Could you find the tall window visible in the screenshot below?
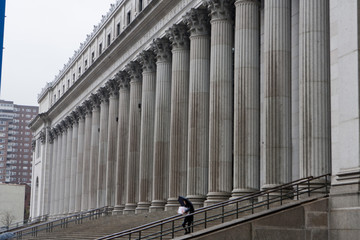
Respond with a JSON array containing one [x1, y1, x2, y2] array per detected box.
[[78, 67, 81, 77], [91, 52, 95, 63], [116, 22, 121, 36], [62, 85, 65, 93], [67, 79, 70, 89], [99, 43, 103, 55], [58, 90, 60, 97], [139, 0, 143, 12], [127, 11, 131, 25], [107, 33, 111, 47], [73, 73, 75, 83], [85, 59, 88, 70]]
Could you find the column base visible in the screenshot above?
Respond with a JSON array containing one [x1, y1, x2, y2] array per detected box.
[[186, 195, 207, 209], [204, 192, 231, 206], [165, 198, 180, 212], [112, 205, 125, 215], [135, 202, 151, 214], [150, 200, 166, 212], [123, 203, 137, 215], [231, 188, 258, 199]]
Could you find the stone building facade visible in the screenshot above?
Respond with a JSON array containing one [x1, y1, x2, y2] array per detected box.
[[29, 0, 360, 238]]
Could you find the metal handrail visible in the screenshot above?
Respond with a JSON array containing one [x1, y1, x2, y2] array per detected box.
[[97, 174, 331, 240], [11, 206, 109, 239], [0, 215, 46, 234]]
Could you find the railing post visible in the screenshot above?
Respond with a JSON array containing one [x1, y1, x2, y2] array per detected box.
[[160, 223, 163, 240], [139, 230, 142, 239], [251, 197, 254, 214], [222, 206, 224, 223], [205, 211, 207, 229], [325, 175, 329, 194], [308, 180, 311, 197], [267, 192, 270, 209], [296, 184, 299, 200], [280, 188, 283, 205], [172, 220, 175, 239], [236, 202, 239, 218]]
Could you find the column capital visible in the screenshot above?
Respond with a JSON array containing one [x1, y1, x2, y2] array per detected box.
[[205, 0, 234, 21], [151, 38, 172, 63], [126, 61, 143, 84], [235, 0, 260, 6], [97, 86, 110, 103], [89, 92, 101, 110], [65, 115, 74, 129], [105, 78, 120, 97], [116, 71, 131, 90], [139, 50, 156, 73], [166, 24, 190, 50], [48, 128, 55, 143], [60, 120, 68, 133], [39, 129, 46, 144], [183, 8, 210, 37], [31, 139, 36, 152], [82, 100, 93, 116], [75, 105, 86, 120], [71, 110, 80, 124]]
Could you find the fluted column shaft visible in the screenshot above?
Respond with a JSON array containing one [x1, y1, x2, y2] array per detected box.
[[49, 132, 58, 215], [43, 129, 54, 216], [206, 0, 234, 205], [299, 0, 331, 178], [59, 126, 68, 215], [150, 39, 172, 212], [69, 114, 79, 213], [75, 113, 85, 212], [263, 0, 292, 189], [89, 96, 101, 210], [97, 88, 110, 208], [63, 121, 73, 214], [124, 63, 143, 214], [166, 24, 190, 211], [232, 0, 260, 198], [183, 9, 211, 208], [136, 52, 156, 214], [114, 75, 130, 214], [106, 79, 120, 210], [54, 130, 63, 215], [81, 103, 93, 211]]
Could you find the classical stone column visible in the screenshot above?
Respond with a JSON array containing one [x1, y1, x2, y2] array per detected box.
[[299, 0, 331, 178], [63, 117, 73, 214], [97, 87, 110, 208], [136, 51, 156, 214], [113, 72, 130, 214], [232, 0, 260, 198], [124, 61, 143, 214], [75, 105, 86, 212], [89, 93, 101, 210], [205, 0, 234, 205], [69, 111, 79, 213], [42, 128, 53, 217], [150, 38, 172, 212], [262, 0, 292, 190], [165, 24, 190, 211], [49, 128, 57, 216], [58, 121, 68, 215], [183, 8, 211, 208], [105, 78, 120, 210], [81, 100, 93, 211], [54, 125, 63, 215]]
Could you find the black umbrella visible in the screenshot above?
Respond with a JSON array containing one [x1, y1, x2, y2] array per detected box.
[[178, 196, 193, 209]]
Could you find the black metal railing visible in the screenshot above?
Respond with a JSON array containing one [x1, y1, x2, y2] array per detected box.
[[11, 206, 109, 239], [97, 174, 330, 240]]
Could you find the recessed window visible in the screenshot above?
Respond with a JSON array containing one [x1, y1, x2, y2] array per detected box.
[[99, 43, 103, 55], [63, 84, 65, 93], [127, 11, 131, 25], [107, 33, 111, 47], [91, 52, 95, 63], [67, 79, 70, 89], [78, 67, 81, 77], [116, 23, 121, 36], [139, 0, 143, 12], [85, 60, 88, 69], [58, 90, 60, 97], [73, 73, 75, 83]]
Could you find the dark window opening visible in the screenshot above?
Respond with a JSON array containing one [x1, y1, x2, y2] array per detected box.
[[127, 11, 131, 25], [99, 43, 103, 55], [139, 0, 143, 12], [107, 33, 111, 47], [116, 23, 121, 36]]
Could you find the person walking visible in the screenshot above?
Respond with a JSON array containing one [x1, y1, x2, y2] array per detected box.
[[178, 196, 194, 235]]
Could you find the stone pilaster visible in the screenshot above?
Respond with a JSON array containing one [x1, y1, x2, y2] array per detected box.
[[97, 86, 110, 208], [124, 61, 143, 214], [136, 51, 156, 214], [105, 78, 120, 210], [113, 72, 130, 214], [69, 111, 79, 213], [42, 127, 54, 216], [63, 117, 73, 214], [205, 0, 234, 205], [165, 24, 190, 211], [262, 0, 292, 190], [89, 93, 101, 210], [183, 8, 211, 208], [81, 100, 93, 211], [299, 0, 331, 178], [150, 38, 172, 212], [75, 105, 86, 212], [232, 0, 260, 198]]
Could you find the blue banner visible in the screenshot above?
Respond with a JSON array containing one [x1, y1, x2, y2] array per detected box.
[[0, 0, 5, 92]]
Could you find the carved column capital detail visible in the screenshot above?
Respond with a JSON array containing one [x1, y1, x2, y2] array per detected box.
[[75, 105, 86, 120], [126, 61, 143, 83], [116, 71, 131, 90], [151, 38, 172, 63], [39, 129, 46, 144], [65, 115, 74, 129], [97, 86, 110, 103], [183, 8, 210, 36], [166, 24, 190, 50], [139, 50, 156, 72], [71, 110, 80, 124], [205, 0, 234, 21], [83, 99, 94, 115], [89, 93, 101, 110], [48, 128, 55, 144], [106, 78, 120, 97], [31, 139, 36, 152]]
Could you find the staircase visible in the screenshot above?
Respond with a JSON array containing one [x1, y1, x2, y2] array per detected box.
[[12, 174, 330, 240]]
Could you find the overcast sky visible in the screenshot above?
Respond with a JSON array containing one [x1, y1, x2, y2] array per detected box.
[[0, 0, 115, 106]]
